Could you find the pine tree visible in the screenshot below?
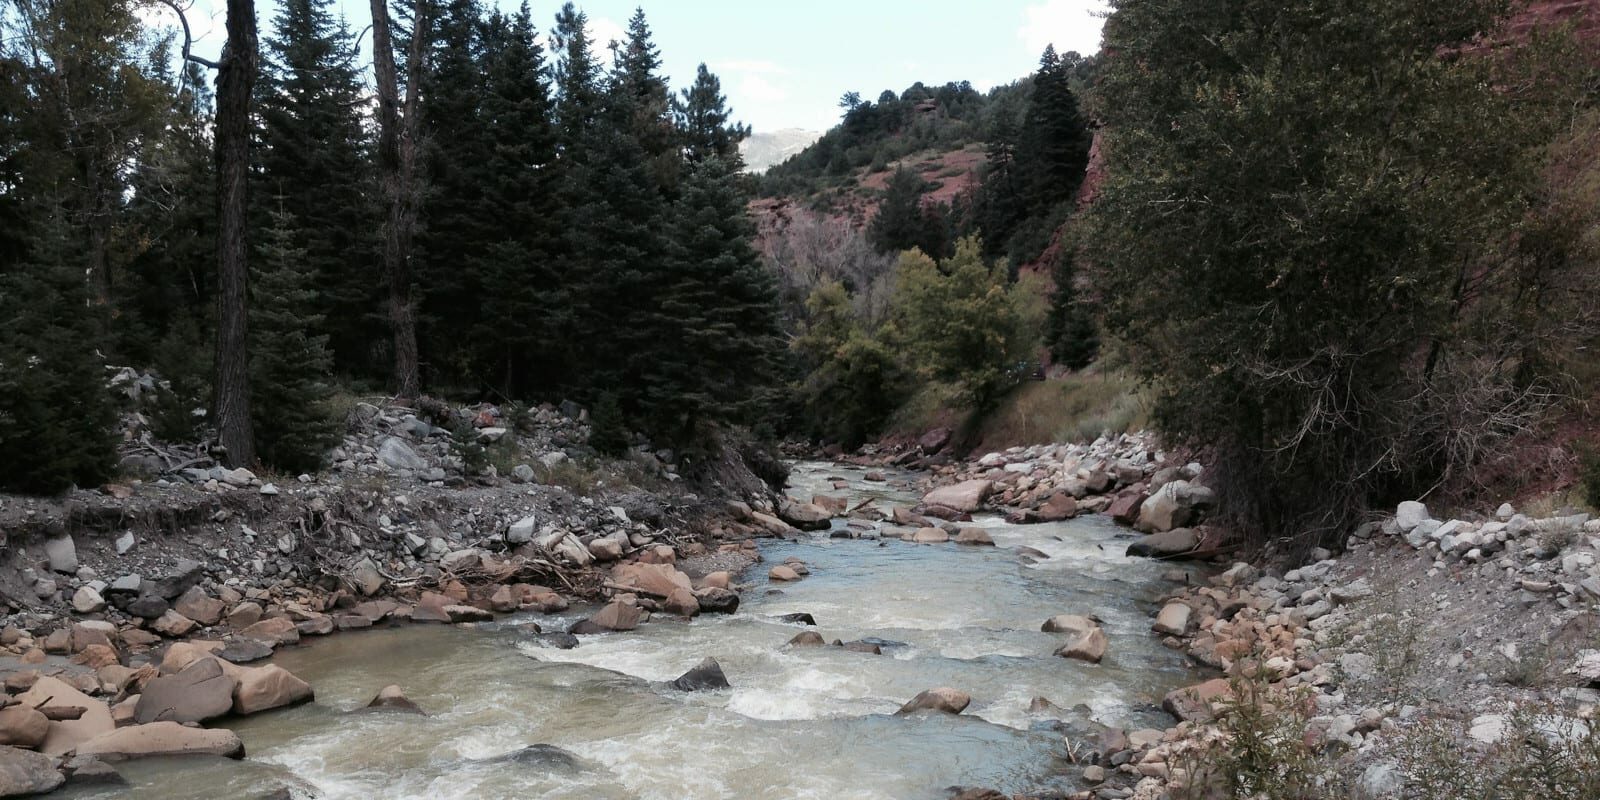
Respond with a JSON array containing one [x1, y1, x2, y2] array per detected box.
[[611, 7, 676, 190], [258, 0, 379, 377], [551, 2, 601, 160], [475, 3, 561, 397], [1044, 249, 1098, 369], [1018, 45, 1091, 218], [869, 166, 930, 254], [675, 64, 750, 164], [249, 208, 340, 473]]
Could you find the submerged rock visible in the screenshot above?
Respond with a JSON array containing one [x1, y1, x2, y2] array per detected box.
[[363, 685, 424, 715], [482, 744, 590, 772], [775, 613, 816, 626], [670, 657, 731, 692], [895, 687, 971, 716]]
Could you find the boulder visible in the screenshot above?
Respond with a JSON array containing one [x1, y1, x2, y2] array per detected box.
[[232, 665, 313, 715], [810, 495, 849, 516], [587, 536, 626, 562], [1107, 491, 1146, 525], [669, 657, 730, 692], [239, 617, 300, 647], [349, 559, 385, 596], [919, 427, 952, 454], [443, 605, 493, 623], [76, 722, 244, 761], [778, 501, 832, 531], [149, 610, 196, 637], [787, 631, 825, 647], [173, 587, 225, 627], [700, 571, 732, 590], [662, 588, 700, 617], [1037, 493, 1078, 522], [142, 559, 204, 601], [776, 612, 816, 626], [1162, 678, 1232, 723], [1055, 628, 1108, 663], [911, 528, 950, 544], [1136, 481, 1193, 532], [481, 744, 588, 771], [921, 480, 993, 513], [1126, 528, 1200, 560], [1395, 500, 1430, 533], [768, 565, 801, 582], [749, 512, 801, 538], [45, 535, 78, 574], [954, 528, 994, 546], [1152, 601, 1193, 636], [895, 687, 971, 715], [377, 437, 426, 470], [0, 707, 48, 749], [364, 685, 424, 715], [17, 677, 114, 756], [0, 746, 65, 796], [569, 600, 641, 634], [71, 586, 106, 615], [134, 657, 235, 724], [227, 602, 264, 629], [609, 563, 692, 598], [1042, 615, 1099, 637]]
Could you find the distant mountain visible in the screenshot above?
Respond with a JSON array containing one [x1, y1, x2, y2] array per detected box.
[[740, 128, 823, 174]]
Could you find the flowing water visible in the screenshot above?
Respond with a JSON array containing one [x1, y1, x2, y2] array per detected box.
[[63, 462, 1206, 800]]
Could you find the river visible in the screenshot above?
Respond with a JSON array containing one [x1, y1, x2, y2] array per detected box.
[[62, 461, 1204, 799]]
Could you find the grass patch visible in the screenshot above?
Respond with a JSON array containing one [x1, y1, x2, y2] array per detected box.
[[971, 371, 1148, 452]]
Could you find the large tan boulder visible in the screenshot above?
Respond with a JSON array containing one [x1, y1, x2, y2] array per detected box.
[[662, 588, 700, 617], [159, 640, 226, 674], [954, 528, 994, 546], [239, 617, 299, 646], [896, 687, 971, 715], [76, 721, 244, 761], [173, 586, 225, 627], [232, 664, 313, 715], [749, 512, 800, 538], [921, 480, 993, 513], [1055, 628, 1108, 663], [17, 676, 114, 756], [0, 707, 48, 749], [609, 563, 692, 598], [699, 571, 731, 590], [911, 528, 950, 544], [134, 656, 235, 724], [1037, 492, 1079, 522], [1042, 615, 1099, 637], [1126, 528, 1200, 560], [768, 565, 801, 582], [778, 501, 832, 531], [569, 600, 641, 634]]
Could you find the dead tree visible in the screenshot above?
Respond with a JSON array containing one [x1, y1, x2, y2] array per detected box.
[[369, 0, 425, 400]]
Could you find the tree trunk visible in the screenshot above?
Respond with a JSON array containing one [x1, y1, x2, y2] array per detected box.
[[213, 0, 258, 468], [370, 0, 424, 400]]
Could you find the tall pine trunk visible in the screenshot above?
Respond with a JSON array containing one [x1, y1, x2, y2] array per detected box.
[[213, 0, 258, 467], [370, 0, 423, 399]]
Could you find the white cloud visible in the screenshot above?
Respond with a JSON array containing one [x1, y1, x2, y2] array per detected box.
[[588, 15, 627, 54], [738, 74, 787, 104], [711, 60, 789, 76], [1018, 0, 1111, 57]]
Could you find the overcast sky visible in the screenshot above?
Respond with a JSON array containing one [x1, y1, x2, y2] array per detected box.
[[158, 0, 1109, 133]]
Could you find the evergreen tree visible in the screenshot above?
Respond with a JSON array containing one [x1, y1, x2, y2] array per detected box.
[[258, 0, 379, 377], [869, 167, 929, 254], [249, 208, 340, 472], [475, 3, 562, 396], [611, 7, 676, 190], [976, 113, 1024, 258], [1044, 248, 1098, 369], [675, 63, 750, 163], [1017, 45, 1091, 218], [551, 2, 601, 159]]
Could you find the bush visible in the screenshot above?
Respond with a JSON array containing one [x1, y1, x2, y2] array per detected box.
[[1581, 445, 1600, 510]]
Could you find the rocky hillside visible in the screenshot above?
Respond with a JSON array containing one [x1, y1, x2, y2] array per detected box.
[[740, 128, 823, 174]]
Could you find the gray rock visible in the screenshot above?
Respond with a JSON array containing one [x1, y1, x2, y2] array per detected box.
[[72, 586, 106, 614], [1395, 501, 1430, 533], [377, 437, 427, 470], [143, 560, 203, 600], [0, 745, 66, 796], [107, 574, 141, 595], [135, 657, 235, 724], [114, 531, 136, 555], [350, 559, 384, 596], [1126, 528, 1200, 559], [669, 657, 731, 692], [510, 464, 536, 484], [45, 535, 77, 574], [507, 515, 538, 545]]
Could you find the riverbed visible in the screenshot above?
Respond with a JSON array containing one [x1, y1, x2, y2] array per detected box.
[[63, 462, 1204, 799]]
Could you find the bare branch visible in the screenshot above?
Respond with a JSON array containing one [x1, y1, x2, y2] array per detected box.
[[151, 0, 222, 70]]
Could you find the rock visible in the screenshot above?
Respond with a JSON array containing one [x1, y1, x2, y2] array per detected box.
[[700, 571, 732, 590], [173, 587, 225, 627], [569, 600, 641, 634], [1054, 628, 1108, 663], [921, 480, 993, 513], [143, 560, 203, 600], [134, 657, 235, 724], [776, 612, 816, 626], [444, 605, 493, 623], [217, 639, 274, 664], [769, 565, 801, 582], [506, 515, 538, 545], [17, 676, 114, 756], [1107, 491, 1147, 525], [227, 602, 264, 629], [1037, 493, 1078, 521], [114, 532, 136, 555], [778, 501, 832, 531], [1468, 714, 1507, 744], [482, 744, 588, 771], [533, 632, 580, 650], [76, 722, 244, 761], [60, 754, 123, 788], [662, 588, 699, 617], [610, 563, 692, 598], [587, 536, 625, 562], [1395, 500, 1430, 533], [150, 610, 197, 637], [1330, 579, 1374, 605], [350, 559, 385, 597], [232, 665, 313, 715], [896, 687, 971, 715], [510, 464, 536, 484], [364, 685, 423, 715], [840, 640, 882, 654], [0, 746, 65, 796], [787, 631, 825, 647], [919, 427, 952, 454], [911, 528, 950, 544], [45, 535, 78, 574], [1042, 615, 1099, 636], [440, 548, 482, 572], [1360, 760, 1404, 798], [669, 657, 730, 691], [1163, 678, 1232, 723], [0, 707, 48, 749], [954, 528, 994, 546], [1136, 481, 1194, 532], [220, 467, 256, 486], [1152, 601, 1193, 636], [377, 437, 427, 470], [240, 617, 300, 647], [694, 587, 740, 615], [1126, 528, 1200, 559], [72, 586, 106, 614]]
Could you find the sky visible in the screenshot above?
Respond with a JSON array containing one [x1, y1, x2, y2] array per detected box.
[[160, 0, 1109, 133]]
